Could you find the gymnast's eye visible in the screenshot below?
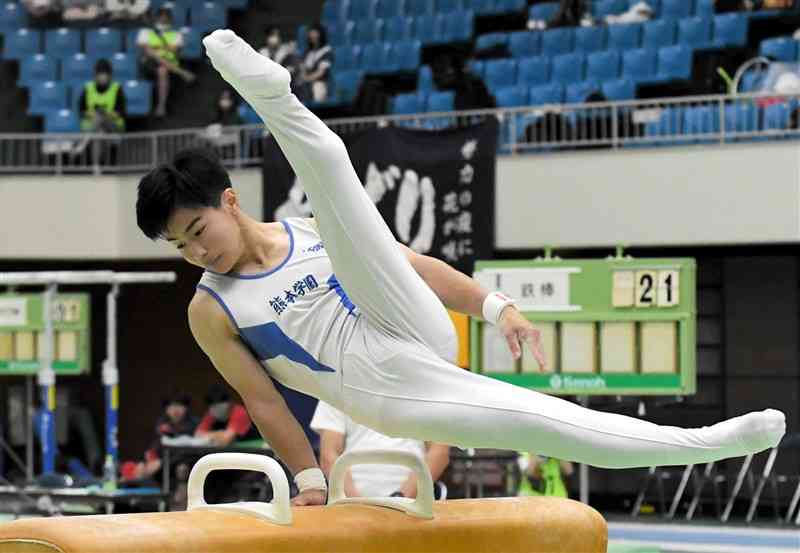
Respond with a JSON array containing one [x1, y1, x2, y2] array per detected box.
[[195, 226, 205, 237]]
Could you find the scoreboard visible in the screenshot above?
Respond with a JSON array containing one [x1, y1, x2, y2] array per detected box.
[[471, 257, 696, 396], [0, 293, 91, 375]]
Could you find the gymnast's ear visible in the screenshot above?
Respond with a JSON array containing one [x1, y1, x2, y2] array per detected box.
[[220, 187, 240, 213]]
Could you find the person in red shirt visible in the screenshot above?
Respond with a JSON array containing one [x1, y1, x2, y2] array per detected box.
[[195, 385, 260, 446]]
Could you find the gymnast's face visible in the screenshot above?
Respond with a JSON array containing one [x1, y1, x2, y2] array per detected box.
[[165, 188, 244, 273]]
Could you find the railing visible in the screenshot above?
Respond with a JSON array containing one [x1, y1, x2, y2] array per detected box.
[[0, 92, 798, 175]]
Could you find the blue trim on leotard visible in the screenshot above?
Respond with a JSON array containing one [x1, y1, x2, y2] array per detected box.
[[207, 220, 295, 280]]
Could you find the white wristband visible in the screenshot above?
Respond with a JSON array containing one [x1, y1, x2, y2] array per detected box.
[[294, 467, 327, 493], [482, 292, 517, 325]]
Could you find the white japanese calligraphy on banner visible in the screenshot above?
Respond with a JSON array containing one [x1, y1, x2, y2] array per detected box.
[[473, 267, 582, 311]]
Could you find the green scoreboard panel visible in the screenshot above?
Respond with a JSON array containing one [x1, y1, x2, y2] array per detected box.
[[470, 258, 696, 396], [0, 293, 91, 375]]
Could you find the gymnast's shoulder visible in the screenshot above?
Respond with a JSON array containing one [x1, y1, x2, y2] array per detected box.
[[188, 288, 237, 344]]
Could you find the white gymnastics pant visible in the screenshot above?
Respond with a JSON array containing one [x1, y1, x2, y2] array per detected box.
[[205, 30, 784, 469]]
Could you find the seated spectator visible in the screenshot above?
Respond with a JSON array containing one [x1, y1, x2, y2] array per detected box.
[[79, 59, 127, 133], [605, 1, 654, 24], [259, 26, 300, 90], [22, 0, 58, 19], [195, 384, 260, 446], [62, 0, 103, 22], [297, 23, 332, 103], [137, 6, 195, 118], [106, 0, 150, 21], [529, 0, 590, 29], [311, 401, 450, 499], [518, 453, 573, 498], [199, 89, 244, 151]]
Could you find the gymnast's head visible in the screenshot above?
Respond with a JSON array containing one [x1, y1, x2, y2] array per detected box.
[[137, 147, 244, 272]]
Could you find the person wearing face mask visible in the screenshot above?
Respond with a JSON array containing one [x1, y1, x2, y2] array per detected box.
[[259, 26, 300, 91], [211, 89, 243, 126], [137, 6, 195, 118], [78, 58, 127, 133], [297, 23, 332, 103], [194, 384, 260, 447]]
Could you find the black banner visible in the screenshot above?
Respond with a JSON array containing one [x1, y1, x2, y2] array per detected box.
[[262, 119, 497, 274]]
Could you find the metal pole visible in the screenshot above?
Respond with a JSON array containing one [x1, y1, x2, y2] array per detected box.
[[578, 396, 589, 504], [38, 283, 57, 474], [25, 376, 33, 482], [103, 283, 120, 471]]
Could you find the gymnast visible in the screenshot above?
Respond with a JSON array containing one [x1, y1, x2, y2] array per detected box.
[[135, 29, 785, 507]]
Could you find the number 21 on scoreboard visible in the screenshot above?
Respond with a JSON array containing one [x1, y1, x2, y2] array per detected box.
[[614, 270, 679, 308]]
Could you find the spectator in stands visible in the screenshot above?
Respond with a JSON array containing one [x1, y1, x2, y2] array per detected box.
[[78, 58, 127, 133], [62, 0, 103, 22], [311, 401, 450, 499], [433, 54, 496, 111], [120, 391, 197, 484], [258, 26, 300, 87], [298, 23, 332, 103], [195, 384, 260, 446], [22, 0, 60, 22], [531, 0, 590, 29], [605, 1, 654, 24], [137, 6, 195, 118], [106, 0, 150, 21], [210, 88, 243, 127]]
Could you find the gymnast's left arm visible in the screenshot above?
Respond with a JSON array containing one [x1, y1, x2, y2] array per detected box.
[[400, 244, 546, 369]]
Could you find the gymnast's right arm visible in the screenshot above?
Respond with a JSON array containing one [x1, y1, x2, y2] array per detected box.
[[187, 291, 325, 505]]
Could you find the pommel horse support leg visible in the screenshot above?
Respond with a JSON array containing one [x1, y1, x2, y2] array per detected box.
[[0, 451, 608, 553]]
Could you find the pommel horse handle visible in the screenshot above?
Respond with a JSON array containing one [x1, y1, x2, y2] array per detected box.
[[187, 453, 292, 525], [328, 449, 435, 519]]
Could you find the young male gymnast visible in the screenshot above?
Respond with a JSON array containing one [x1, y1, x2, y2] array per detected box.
[[136, 29, 785, 506]]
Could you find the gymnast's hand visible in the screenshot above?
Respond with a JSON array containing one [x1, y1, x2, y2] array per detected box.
[[291, 488, 327, 506], [498, 306, 546, 370]]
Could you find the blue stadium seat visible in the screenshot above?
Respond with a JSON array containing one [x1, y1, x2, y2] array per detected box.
[[738, 69, 764, 93], [221, 0, 249, 7], [436, 0, 463, 13], [508, 31, 539, 58], [573, 26, 606, 53], [656, 44, 692, 81], [360, 42, 389, 72], [586, 50, 621, 81], [660, 0, 693, 19], [394, 39, 421, 71], [682, 105, 719, 141], [348, 0, 376, 19], [86, 27, 123, 54], [165, 2, 189, 26], [406, 0, 433, 15], [238, 102, 260, 124], [413, 15, 443, 45], [606, 23, 641, 51], [383, 15, 414, 42], [375, 0, 404, 18], [694, 0, 714, 17], [123, 79, 153, 115], [327, 21, 354, 47], [551, 52, 585, 85], [334, 44, 361, 70], [497, 0, 526, 12], [393, 91, 426, 114], [593, 0, 627, 18], [110, 52, 137, 81], [628, 0, 660, 13], [712, 13, 748, 48], [424, 90, 455, 128], [45, 27, 81, 59], [441, 10, 473, 42], [467, 59, 485, 77], [4, 28, 40, 59], [125, 27, 144, 52], [467, 0, 498, 16], [601, 78, 636, 101], [622, 48, 657, 82], [763, 102, 792, 132], [495, 85, 528, 107], [418, 64, 434, 91], [180, 27, 204, 60], [724, 101, 758, 135], [19, 54, 57, 87], [677, 17, 713, 49], [485, 58, 518, 91], [528, 83, 564, 105], [321, 0, 347, 24], [517, 56, 550, 86], [0, 2, 26, 35], [565, 79, 600, 104], [643, 106, 682, 142], [44, 109, 80, 134], [28, 81, 68, 115], [541, 28, 573, 57], [63, 53, 95, 87], [191, 2, 226, 33], [528, 2, 559, 21], [382, 42, 401, 71], [475, 32, 508, 51], [333, 69, 364, 102], [641, 19, 676, 49], [352, 19, 383, 43], [760, 37, 797, 62]]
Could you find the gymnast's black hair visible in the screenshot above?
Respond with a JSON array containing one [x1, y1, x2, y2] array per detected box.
[[136, 147, 232, 240]]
